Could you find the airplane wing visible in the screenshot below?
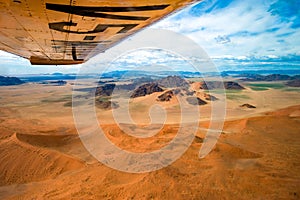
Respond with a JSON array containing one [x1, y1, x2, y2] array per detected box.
[[0, 0, 200, 65]]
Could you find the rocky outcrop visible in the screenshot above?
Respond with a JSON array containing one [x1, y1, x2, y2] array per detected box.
[[0, 76, 24, 86], [96, 99, 119, 110], [185, 90, 195, 96], [198, 81, 244, 90], [95, 84, 116, 96], [130, 83, 163, 98], [186, 97, 207, 106], [157, 90, 174, 102], [203, 93, 218, 101], [240, 103, 256, 109], [195, 91, 218, 101], [172, 88, 182, 95], [224, 81, 245, 90], [286, 80, 300, 87], [157, 89, 209, 102], [156, 76, 189, 88]]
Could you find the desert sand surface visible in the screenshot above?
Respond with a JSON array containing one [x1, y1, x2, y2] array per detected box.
[[0, 81, 300, 199]]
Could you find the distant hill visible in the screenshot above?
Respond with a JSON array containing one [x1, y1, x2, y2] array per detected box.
[[0, 76, 25, 86], [51, 72, 64, 76], [132, 77, 154, 84], [197, 81, 245, 90], [95, 75, 191, 98], [95, 83, 139, 96], [224, 70, 300, 76], [156, 75, 189, 88], [19, 74, 77, 82], [286, 80, 300, 87], [95, 84, 116, 96]]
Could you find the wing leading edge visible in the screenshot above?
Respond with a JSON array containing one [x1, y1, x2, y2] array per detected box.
[[0, 0, 200, 65]]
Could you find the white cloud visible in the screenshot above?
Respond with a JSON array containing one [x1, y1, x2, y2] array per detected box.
[[0, 0, 299, 74], [154, 0, 299, 60]]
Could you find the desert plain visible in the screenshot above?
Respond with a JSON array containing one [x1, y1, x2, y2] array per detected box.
[[0, 76, 300, 199]]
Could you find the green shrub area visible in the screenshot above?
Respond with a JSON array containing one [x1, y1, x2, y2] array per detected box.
[[248, 83, 285, 91]]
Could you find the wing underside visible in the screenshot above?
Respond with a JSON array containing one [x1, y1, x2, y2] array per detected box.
[[0, 0, 199, 65]]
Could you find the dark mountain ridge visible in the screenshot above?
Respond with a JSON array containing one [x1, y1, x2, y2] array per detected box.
[[0, 76, 25, 86]]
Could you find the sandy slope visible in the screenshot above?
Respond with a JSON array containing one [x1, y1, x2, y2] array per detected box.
[[0, 132, 85, 186], [0, 105, 298, 199]]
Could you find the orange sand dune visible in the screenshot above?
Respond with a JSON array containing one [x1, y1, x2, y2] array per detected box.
[[0, 132, 85, 186], [0, 105, 299, 199]]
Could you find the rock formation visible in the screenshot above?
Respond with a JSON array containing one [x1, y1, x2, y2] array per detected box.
[[95, 84, 116, 96], [202, 93, 218, 101], [197, 81, 245, 90], [240, 103, 256, 108], [96, 99, 119, 110], [286, 80, 300, 87], [186, 97, 207, 106], [157, 90, 174, 101], [130, 83, 163, 98], [156, 75, 189, 88]]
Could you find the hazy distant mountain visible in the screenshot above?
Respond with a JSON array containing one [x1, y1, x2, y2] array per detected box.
[[51, 72, 64, 76], [240, 74, 295, 81], [0, 76, 25, 86], [19, 74, 77, 82], [225, 70, 300, 76], [99, 70, 201, 79]]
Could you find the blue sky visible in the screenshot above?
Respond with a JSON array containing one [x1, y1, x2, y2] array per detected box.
[[0, 0, 299, 75]]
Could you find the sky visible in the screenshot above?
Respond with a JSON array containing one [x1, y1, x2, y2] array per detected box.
[[153, 0, 300, 72], [0, 0, 299, 75]]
